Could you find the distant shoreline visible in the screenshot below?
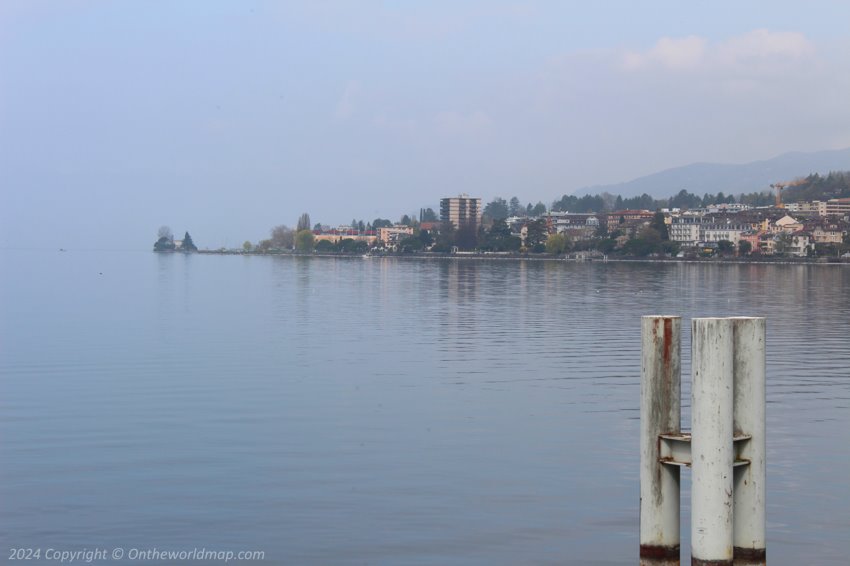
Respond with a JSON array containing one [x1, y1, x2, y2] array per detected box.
[[187, 249, 850, 266]]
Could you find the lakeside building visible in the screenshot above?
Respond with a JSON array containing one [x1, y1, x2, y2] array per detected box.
[[543, 211, 601, 240], [784, 198, 850, 217], [313, 228, 378, 246], [771, 215, 804, 234], [663, 206, 850, 256], [377, 225, 414, 245], [605, 209, 654, 232], [785, 201, 826, 215], [809, 220, 845, 244], [825, 198, 850, 217], [440, 194, 482, 228], [704, 203, 751, 213], [701, 219, 757, 247]]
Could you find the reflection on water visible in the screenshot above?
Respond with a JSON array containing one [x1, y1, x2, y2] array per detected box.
[[0, 252, 848, 565]]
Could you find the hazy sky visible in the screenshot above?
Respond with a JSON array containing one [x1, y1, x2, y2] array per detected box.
[[2, 1, 850, 249]]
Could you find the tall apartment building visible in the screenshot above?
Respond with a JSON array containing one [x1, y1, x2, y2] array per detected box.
[[440, 194, 482, 228]]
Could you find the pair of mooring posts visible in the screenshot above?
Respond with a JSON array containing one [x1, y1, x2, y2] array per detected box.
[[640, 316, 766, 566]]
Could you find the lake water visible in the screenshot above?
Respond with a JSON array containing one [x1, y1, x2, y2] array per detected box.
[[1, 250, 848, 565]]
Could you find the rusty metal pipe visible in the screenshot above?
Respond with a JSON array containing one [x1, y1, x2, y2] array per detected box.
[[640, 316, 682, 565]]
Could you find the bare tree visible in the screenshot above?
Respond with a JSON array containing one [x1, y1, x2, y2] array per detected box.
[[270, 225, 295, 249], [158, 225, 173, 240]]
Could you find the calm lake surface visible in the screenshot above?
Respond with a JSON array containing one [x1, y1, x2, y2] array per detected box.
[[1, 250, 848, 565]]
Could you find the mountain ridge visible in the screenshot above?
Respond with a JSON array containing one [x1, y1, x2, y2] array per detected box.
[[576, 147, 850, 199]]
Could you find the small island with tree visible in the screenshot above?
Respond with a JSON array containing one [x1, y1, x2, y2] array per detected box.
[[153, 226, 198, 252]]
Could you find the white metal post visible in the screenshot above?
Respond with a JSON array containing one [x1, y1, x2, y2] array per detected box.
[[691, 318, 735, 566], [732, 317, 767, 565], [640, 316, 681, 566]]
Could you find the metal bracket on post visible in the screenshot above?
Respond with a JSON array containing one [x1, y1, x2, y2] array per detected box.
[[639, 316, 766, 566]]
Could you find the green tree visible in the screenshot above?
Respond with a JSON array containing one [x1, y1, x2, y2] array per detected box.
[[622, 193, 658, 211], [420, 208, 438, 222], [525, 219, 547, 250], [638, 226, 662, 245], [153, 226, 175, 252], [153, 236, 175, 252], [503, 235, 522, 251], [483, 219, 509, 251], [398, 236, 424, 252], [738, 240, 752, 256], [774, 233, 792, 256], [315, 239, 336, 252], [372, 218, 393, 229], [813, 243, 841, 258], [338, 238, 357, 252], [622, 238, 654, 256], [717, 240, 735, 256], [649, 212, 669, 240], [419, 229, 433, 248], [243, 241, 253, 252], [545, 232, 569, 255], [551, 194, 577, 212], [483, 197, 509, 222], [432, 221, 456, 252], [181, 231, 198, 252], [295, 229, 315, 252], [297, 213, 311, 232], [529, 201, 547, 216], [669, 189, 702, 210], [660, 241, 681, 256], [482, 219, 521, 251], [455, 223, 479, 250], [569, 194, 605, 213], [596, 238, 617, 254], [509, 196, 523, 216]]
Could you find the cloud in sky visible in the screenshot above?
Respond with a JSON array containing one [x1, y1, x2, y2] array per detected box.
[[623, 35, 708, 71], [622, 29, 815, 74]]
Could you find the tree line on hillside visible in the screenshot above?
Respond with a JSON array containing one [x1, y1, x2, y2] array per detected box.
[[473, 171, 850, 225], [477, 190, 772, 222], [782, 171, 850, 202]]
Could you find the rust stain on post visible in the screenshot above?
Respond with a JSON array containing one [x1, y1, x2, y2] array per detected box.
[[733, 546, 766, 565], [641, 316, 681, 562], [640, 544, 680, 559]]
